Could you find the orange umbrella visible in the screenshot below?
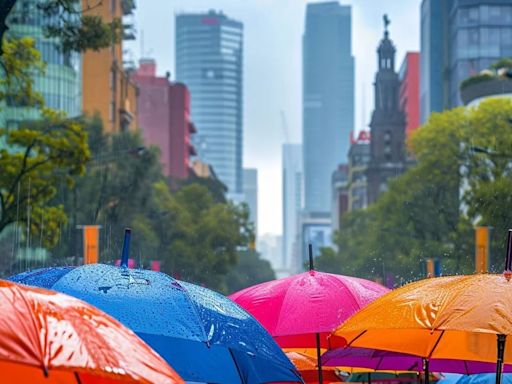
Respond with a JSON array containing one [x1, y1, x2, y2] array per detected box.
[[0, 280, 183, 383], [331, 273, 512, 384], [286, 351, 343, 383]]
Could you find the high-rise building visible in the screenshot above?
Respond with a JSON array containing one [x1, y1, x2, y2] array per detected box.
[[81, 0, 138, 133], [399, 52, 420, 138], [302, 1, 354, 214], [243, 168, 258, 234], [132, 59, 196, 179], [366, 17, 407, 204], [176, 11, 243, 197], [282, 144, 303, 276], [348, 130, 370, 211], [420, 0, 512, 122], [2, 0, 81, 127], [331, 164, 349, 231]]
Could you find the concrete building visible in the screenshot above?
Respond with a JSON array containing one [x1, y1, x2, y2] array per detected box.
[[331, 164, 349, 232], [348, 130, 371, 211], [282, 144, 303, 276], [132, 59, 196, 179], [300, 212, 332, 268], [176, 10, 243, 198], [257, 234, 282, 273], [303, 1, 354, 214], [81, 0, 138, 132], [2, 0, 81, 127], [399, 52, 421, 138], [420, 0, 512, 122], [243, 168, 258, 234], [366, 17, 407, 204]]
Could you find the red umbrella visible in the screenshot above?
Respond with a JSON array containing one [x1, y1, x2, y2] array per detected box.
[[0, 279, 183, 383]]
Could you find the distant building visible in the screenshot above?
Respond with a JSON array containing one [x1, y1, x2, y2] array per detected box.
[[257, 234, 282, 273], [81, 0, 138, 132], [303, 1, 354, 214], [399, 52, 420, 138], [461, 76, 512, 107], [420, 0, 512, 122], [282, 144, 303, 276], [243, 168, 258, 234], [2, 0, 81, 127], [331, 164, 349, 232], [176, 10, 244, 198], [348, 131, 371, 211], [300, 212, 332, 269], [132, 58, 196, 179], [366, 17, 407, 204]]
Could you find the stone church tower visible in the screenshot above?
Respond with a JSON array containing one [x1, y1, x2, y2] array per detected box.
[[367, 15, 406, 204]]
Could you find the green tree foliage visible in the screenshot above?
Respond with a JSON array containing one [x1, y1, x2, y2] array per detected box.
[[316, 98, 512, 283], [225, 249, 276, 294], [0, 38, 89, 249]]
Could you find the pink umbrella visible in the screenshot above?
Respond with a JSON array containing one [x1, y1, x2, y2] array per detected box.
[[229, 249, 389, 383]]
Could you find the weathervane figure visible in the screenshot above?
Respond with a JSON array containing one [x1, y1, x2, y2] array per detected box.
[[383, 14, 390, 36]]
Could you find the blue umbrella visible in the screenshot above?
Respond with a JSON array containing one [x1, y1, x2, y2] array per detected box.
[[456, 375, 512, 384], [10, 236, 302, 383]]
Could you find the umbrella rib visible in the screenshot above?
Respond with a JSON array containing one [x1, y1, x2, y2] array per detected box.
[[347, 330, 367, 347], [74, 372, 82, 384], [427, 330, 445, 359], [464, 360, 469, 375], [228, 348, 247, 384]]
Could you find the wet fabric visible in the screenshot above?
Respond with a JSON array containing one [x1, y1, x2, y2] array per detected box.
[[457, 374, 512, 384], [10, 265, 302, 383], [229, 270, 389, 348], [322, 347, 512, 374], [332, 274, 512, 365], [0, 279, 182, 383]]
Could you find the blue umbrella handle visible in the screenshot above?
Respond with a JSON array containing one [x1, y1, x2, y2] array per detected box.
[[121, 228, 131, 268]]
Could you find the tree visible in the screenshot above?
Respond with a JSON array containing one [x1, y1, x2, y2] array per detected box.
[[316, 98, 512, 283], [225, 249, 275, 294], [0, 38, 89, 249], [1, 0, 122, 57]]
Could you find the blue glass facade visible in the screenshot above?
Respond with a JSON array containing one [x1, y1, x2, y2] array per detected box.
[[1, 0, 81, 127], [176, 11, 243, 195], [302, 1, 354, 214], [420, 0, 512, 122]]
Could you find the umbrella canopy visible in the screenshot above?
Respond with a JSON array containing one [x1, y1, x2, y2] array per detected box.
[[286, 352, 342, 383], [331, 274, 512, 365], [457, 375, 512, 384], [322, 347, 512, 375], [11, 265, 302, 384], [229, 270, 389, 349], [0, 279, 182, 383]]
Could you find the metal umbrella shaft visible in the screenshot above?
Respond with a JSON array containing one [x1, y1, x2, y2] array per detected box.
[[497, 334, 507, 384], [309, 244, 323, 384]]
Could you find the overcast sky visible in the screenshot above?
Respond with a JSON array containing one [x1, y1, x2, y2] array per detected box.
[[126, 0, 421, 236]]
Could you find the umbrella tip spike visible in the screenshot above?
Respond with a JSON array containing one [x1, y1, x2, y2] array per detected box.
[[308, 243, 314, 271], [120, 228, 131, 268]]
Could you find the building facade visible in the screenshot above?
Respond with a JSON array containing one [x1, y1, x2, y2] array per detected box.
[[81, 0, 138, 133], [420, 0, 512, 122], [348, 130, 370, 211], [132, 59, 196, 179], [176, 11, 243, 197], [302, 1, 354, 214], [366, 18, 407, 204], [2, 0, 81, 127], [399, 52, 420, 138], [331, 164, 349, 232], [243, 168, 258, 234], [282, 143, 303, 276]]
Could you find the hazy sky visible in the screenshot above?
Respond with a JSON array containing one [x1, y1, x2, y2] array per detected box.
[[126, 0, 421, 236]]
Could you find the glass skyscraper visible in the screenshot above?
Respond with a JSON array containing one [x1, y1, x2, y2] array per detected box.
[[420, 0, 512, 122], [302, 1, 354, 214], [176, 11, 243, 195], [1, 0, 81, 127]]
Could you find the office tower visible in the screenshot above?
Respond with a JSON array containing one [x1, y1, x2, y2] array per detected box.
[[420, 0, 512, 122], [302, 1, 354, 214], [399, 52, 420, 138], [132, 59, 196, 179], [81, 0, 138, 133], [243, 168, 258, 234], [176, 10, 243, 197], [348, 130, 370, 211], [282, 144, 303, 275], [2, 0, 81, 127], [366, 17, 406, 204]]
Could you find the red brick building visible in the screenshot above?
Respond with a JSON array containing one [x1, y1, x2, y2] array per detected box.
[[399, 52, 420, 139], [132, 59, 196, 179]]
